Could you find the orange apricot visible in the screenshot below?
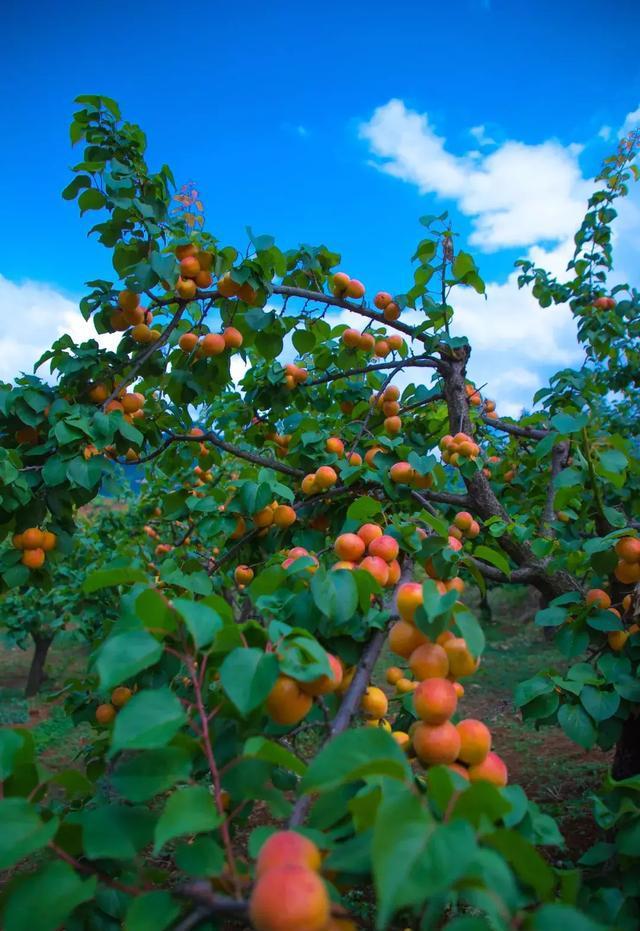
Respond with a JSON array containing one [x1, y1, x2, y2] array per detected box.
[[456, 719, 491, 765], [335, 533, 366, 562], [256, 831, 322, 877], [396, 582, 423, 623], [249, 864, 329, 931], [413, 721, 461, 765], [361, 686, 388, 718], [95, 703, 116, 725], [200, 333, 226, 356], [409, 643, 449, 680], [179, 332, 199, 353], [389, 461, 414, 484], [21, 548, 45, 569], [388, 620, 428, 659], [414, 677, 458, 724], [443, 637, 477, 678], [373, 291, 392, 309], [326, 437, 345, 456], [341, 328, 361, 349], [368, 534, 399, 563], [300, 654, 343, 696], [314, 466, 338, 489], [358, 523, 383, 547], [331, 272, 351, 296], [41, 531, 57, 552], [468, 751, 508, 787], [21, 527, 44, 549], [266, 676, 313, 726], [235, 565, 254, 585], [615, 537, 640, 563], [111, 686, 132, 708], [346, 279, 365, 299], [586, 589, 611, 610], [223, 326, 243, 348], [359, 555, 390, 586]]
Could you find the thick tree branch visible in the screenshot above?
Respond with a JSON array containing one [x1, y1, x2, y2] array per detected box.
[[302, 356, 440, 388], [481, 415, 548, 440], [540, 441, 569, 532]]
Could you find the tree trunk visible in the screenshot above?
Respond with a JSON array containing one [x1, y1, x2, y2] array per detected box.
[[25, 633, 54, 697], [612, 712, 640, 780]]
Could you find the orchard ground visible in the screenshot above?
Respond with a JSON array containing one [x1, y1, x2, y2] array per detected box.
[[0, 515, 609, 885]]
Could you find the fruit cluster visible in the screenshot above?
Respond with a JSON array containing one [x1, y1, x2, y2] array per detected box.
[[281, 546, 320, 572], [613, 535, 640, 584], [178, 327, 243, 356], [249, 831, 352, 931], [301, 466, 338, 494], [283, 363, 308, 390], [95, 686, 132, 725], [12, 527, 57, 570], [109, 290, 155, 336], [373, 290, 401, 322], [585, 587, 639, 652], [331, 272, 365, 300], [174, 243, 214, 299], [267, 652, 342, 725], [448, 510, 481, 542], [254, 501, 298, 533], [332, 524, 401, 588], [341, 327, 404, 356], [385, 581, 508, 786], [389, 460, 433, 489], [439, 431, 481, 465]]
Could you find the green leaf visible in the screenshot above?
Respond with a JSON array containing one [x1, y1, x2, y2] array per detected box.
[[111, 747, 192, 802], [124, 891, 181, 931], [154, 785, 221, 853], [244, 736, 307, 777], [96, 629, 162, 690], [486, 828, 554, 899], [531, 904, 605, 931], [0, 798, 59, 869], [550, 413, 589, 434], [0, 730, 24, 780], [301, 728, 411, 793], [346, 496, 382, 521], [219, 648, 279, 716], [557, 703, 596, 749], [172, 597, 223, 649], [3, 861, 96, 931], [174, 836, 226, 877], [514, 676, 554, 708], [82, 804, 153, 860], [453, 609, 485, 658], [311, 569, 358, 623], [472, 545, 511, 577], [535, 606, 567, 628], [580, 686, 620, 722], [83, 566, 148, 593], [111, 687, 186, 753]]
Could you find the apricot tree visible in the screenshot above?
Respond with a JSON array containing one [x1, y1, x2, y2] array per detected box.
[[0, 96, 639, 930]]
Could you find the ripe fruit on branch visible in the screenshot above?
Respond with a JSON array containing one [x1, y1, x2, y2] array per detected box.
[[223, 326, 243, 348], [368, 534, 399, 563], [396, 582, 423, 623], [359, 555, 390, 585], [273, 505, 296, 529], [412, 721, 461, 765], [256, 831, 322, 877], [586, 588, 611, 609], [361, 686, 388, 718], [468, 751, 508, 787], [358, 523, 383, 547], [443, 637, 478, 678], [334, 533, 366, 562], [374, 291, 393, 310], [390, 461, 414, 484], [592, 296, 616, 310], [456, 718, 491, 765], [267, 676, 313, 725], [200, 333, 226, 356], [249, 863, 330, 931], [615, 536, 640, 563], [409, 643, 450, 680], [388, 619, 428, 658], [95, 703, 116, 725], [326, 437, 345, 456], [235, 565, 254, 585], [414, 678, 458, 724], [179, 332, 199, 353], [300, 653, 343, 696]]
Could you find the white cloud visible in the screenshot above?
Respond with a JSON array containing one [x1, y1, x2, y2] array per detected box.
[[0, 274, 118, 383], [359, 98, 591, 251], [598, 125, 612, 141], [469, 125, 496, 147], [619, 105, 640, 137]]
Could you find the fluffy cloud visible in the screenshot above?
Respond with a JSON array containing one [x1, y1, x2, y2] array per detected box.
[[0, 274, 118, 384], [359, 99, 591, 251], [620, 104, 640, 137]]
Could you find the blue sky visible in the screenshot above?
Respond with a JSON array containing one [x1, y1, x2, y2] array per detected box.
[[1, 0, 640, 413]]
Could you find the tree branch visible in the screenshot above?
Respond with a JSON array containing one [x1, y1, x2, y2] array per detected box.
[[302, 356, 440, 388], [481, 415, 548, 440]]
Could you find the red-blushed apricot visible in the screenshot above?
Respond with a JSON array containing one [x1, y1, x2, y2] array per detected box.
[[21, 527, 44, 549], [413, 721, 461, 765], [256, 830, 322, 877], [409, 643, 449, 680], [301, 474, 317, 495], [364, 446, 383, 467], [374, 291, 392, 309], [467, 520, 481, 539], [326, 436, 344, 456], [180, 255, 201, 278], [414, 678, 458, 724], [315, 466, 338, 489], [389, 460, 414, 484], [217, 273, 239, 297], [593, 296, 616, 310], [179, 332, 199, 353], [41, 531, 57, 552], [223, 326, 243, 348], [288, 546, 310, 560], [384, 415, 401, 435], [453, 511, 473, 531], [361, 686, 388, 718], [88, 383, 109, 403], [614, 560, 640, 584], [332, 560, 356, 571], [341, 328, 361, 348], [368, 534, 399, 563], [468, 751, 508, 787], [586, 588, 611, 609], [615, 537, 640, 563], [273, 505, 297, 529], [374, 340, 390, 358], [331, 272, 351, 296], [443, 576, 465, 595], [386, 559, 401, 586], [300, 654, 343, 696], [359, 555, 390, 586], [176, 277, 197, 300], [347, 451, 362, 466], [12, 533, 24, 549], [448, 535, 463, 552], [397, 582, 423, 623], [266, 676, 313, 726], [382, 400, 400, 417], [358, 523, 383, 547], [95, 703, 116, 725], [249, 864, 330, 931], [175, 243, 198, 259], [456, 719, 491, 765], [111, 686, 132, 708], [443, 637, 477, 678], [235, 565, 254, 585], [123, 303, 145, 326], [21, 548, 45, 569], [357, 332, 374, 352], [131, 323, 154, 343], [195, 269, 213, 289], [388, 619, 428, 658], [384, 302, 401, 321], [448, 762, 470, 781], [346, 279, 365, 299], [335, 533, 366, 562], [200, 333, 226, 356], [122, 392, 144, 414]]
